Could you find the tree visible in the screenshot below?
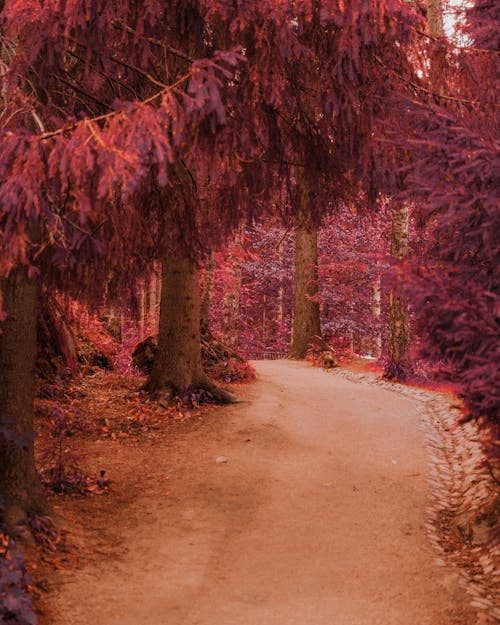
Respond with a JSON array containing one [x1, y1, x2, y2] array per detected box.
[[0, 1, 244, 518], [388, 0, 499, 454], [289, 176, 321, 358], [383, 0, 445, 380], [385, 203, 412, 378], [319, 205, 388, 356], [0, 270, 49, 525], [143, 255, 234, 401]]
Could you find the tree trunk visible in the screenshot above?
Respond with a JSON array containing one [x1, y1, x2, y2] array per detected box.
[[384, 203, 412, 379], [427, 0, 444, 37], [289, 200, 321, 359], [427, 0, 445, 94], [200, 251, 215, 336], [371, 277, 382, 358], [0, 269, 50, 526], [103, 307, 122, 343], [137, 280, 146, 342], [383, 0, 443, 379], [143, 255, 234, 403], [221, 267, 241, 349], [262, 295, 268, 345], [147, 267, 161, 335], [277, 286, 284, 325]]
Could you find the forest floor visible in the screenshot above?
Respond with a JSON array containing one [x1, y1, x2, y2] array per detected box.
[[35, 360, 495, 625]]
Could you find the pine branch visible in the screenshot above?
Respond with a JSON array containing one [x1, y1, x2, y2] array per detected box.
[[39, 69, 194, 141], [108, 56, 168, 90], [66, 49, 139, 99], [413, 27, 500, 54], [59, 75, 113, 112], [374, 55, 500, 108], [110, 20, 194, 63]]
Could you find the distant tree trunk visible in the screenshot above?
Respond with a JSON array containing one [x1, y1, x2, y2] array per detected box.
[[371, 277, 382, 358], [384, 203, 412, 379], [277, 286, 284, 325], [221, 267, 241, 348], [262, 295, 268, 345], [427, 0, 445, 94], [221, 232, 243, 349], [147, 267, 161, 335], [103, 307, 122, 343], [289, 178, 321, 358], [0, 269, 49, 526], [383, 0, 443, 379], [200, 251, 215, 336], [427, 0, 444, 37], [137, 280, 146, 342], [143, 255, 234, 403]]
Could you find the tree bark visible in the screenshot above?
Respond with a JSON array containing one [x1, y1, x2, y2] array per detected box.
[[0, 268, 49, 526], [427, 0, 445, 94], [147, 267, 161, 335], [371, 277, 382, 358], [137, 280, 146, 342], [143, 255, 234, 403], [427, 0, 444, 37], [200, 251, 215, 336], [289, 177, 321, 358], [384, 203, 412, 379]]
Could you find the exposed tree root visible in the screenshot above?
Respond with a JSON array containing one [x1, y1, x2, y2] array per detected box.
[[383, 358, 414, 382], [143, 376, 237, 406], [1, 491, 55, 541], [199, 378, 238, 404]]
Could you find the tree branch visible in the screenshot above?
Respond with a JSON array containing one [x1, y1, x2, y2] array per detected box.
[[39, 69, 194, 141], [413, 27, 500, 55], [110, 20, 194, 63], [374, 55, 500, 108], [59, 75, 113, 111], [108, 55, 168, 90]]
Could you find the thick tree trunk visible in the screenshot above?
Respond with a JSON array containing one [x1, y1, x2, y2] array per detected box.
[[200, 251, 215, 336], [384, 203, 412, 379], [289, 218, 321, 359], [0, 269, 49, 526], [144, 256, 234, 403]]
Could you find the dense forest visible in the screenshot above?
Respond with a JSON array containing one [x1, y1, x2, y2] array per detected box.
[[0, 0, 498, 623]]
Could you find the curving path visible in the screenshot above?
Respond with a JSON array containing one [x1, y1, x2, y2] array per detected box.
[[49, 360, 475, 625]]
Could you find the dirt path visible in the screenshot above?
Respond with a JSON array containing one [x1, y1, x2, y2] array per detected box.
[[48, 360, 475, 625]]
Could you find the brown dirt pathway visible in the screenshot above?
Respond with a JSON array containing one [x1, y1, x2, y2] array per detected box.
[[47, 360, 476, 625]]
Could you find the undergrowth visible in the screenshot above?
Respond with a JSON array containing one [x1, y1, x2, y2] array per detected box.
[[0, 504, 38, 625]]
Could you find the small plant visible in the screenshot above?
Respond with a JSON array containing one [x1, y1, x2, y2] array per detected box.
[[38, 408, 106, 495]]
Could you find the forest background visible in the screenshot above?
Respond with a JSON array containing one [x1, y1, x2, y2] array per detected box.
[[0, 0, 498, 623]]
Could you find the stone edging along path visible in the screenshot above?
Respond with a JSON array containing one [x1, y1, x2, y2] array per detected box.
[[330, 366, 500, 623]]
